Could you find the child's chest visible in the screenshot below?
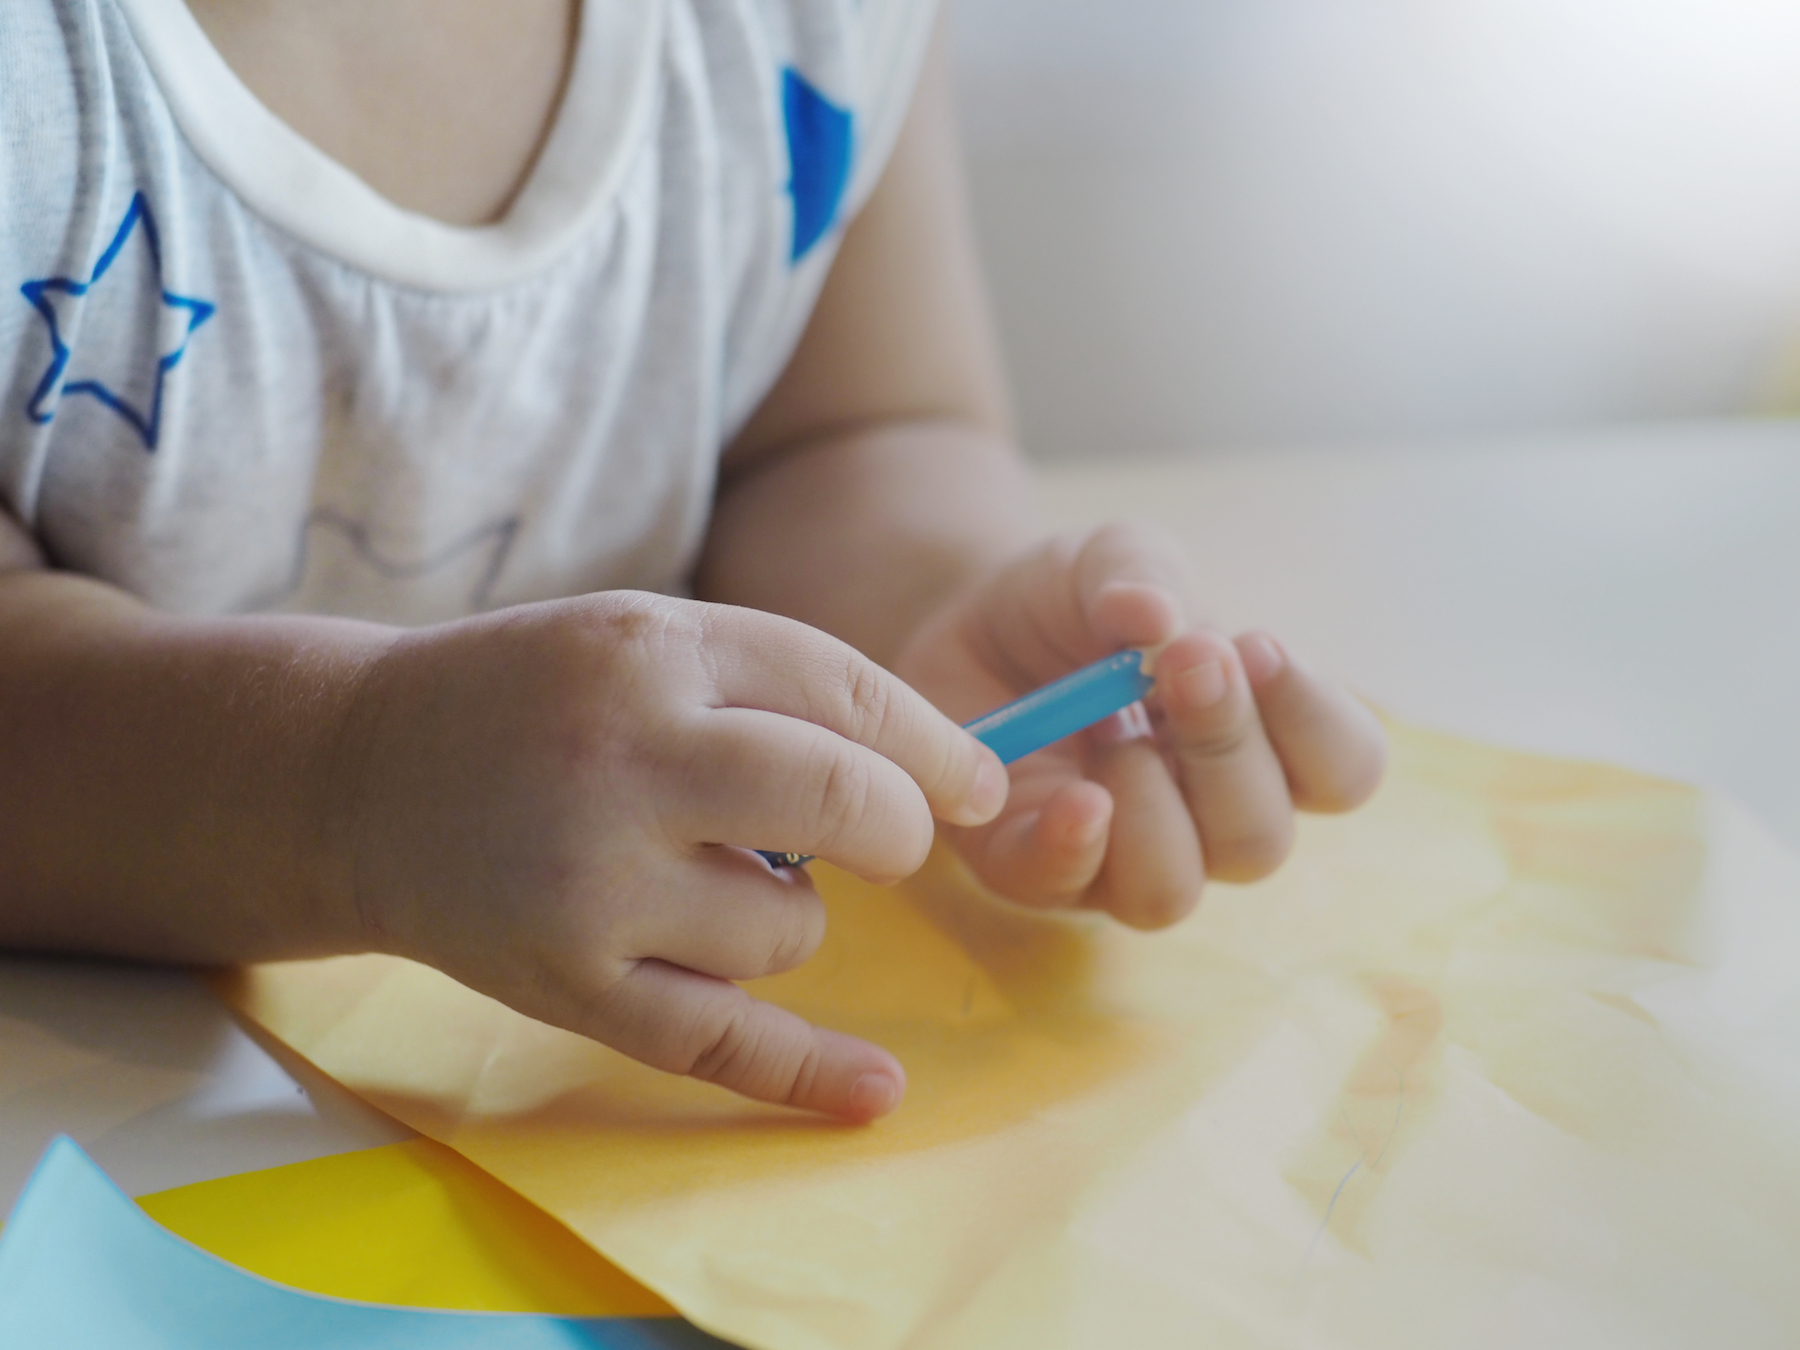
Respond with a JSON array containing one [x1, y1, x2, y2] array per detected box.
[[182, 0, 579, 228], [0, 0, 928, 624]]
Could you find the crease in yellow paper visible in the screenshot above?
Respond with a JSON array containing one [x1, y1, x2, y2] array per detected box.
[[136, 1136, 676, 1316], [216, 720, 1800, 1350]]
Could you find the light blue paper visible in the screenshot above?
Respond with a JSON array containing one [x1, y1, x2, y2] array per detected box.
[[0, 1136, 732, 1349]]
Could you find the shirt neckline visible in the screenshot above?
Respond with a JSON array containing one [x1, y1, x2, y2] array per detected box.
[[113, 0, 665, 293]]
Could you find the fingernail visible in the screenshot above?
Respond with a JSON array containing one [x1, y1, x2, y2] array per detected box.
[[1238, 633, 1286, 686], [1096, 579, 1183, 643], [847, 1072, 901, 1120], [969, 755, 1010, 822], [1175, 659, 1229, 711], [1069, 810, 1108, 851]]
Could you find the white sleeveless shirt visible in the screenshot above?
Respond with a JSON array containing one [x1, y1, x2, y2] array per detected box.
[[0, 0, 935, 624]]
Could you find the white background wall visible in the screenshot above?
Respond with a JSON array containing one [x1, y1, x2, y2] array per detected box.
[[948, 0, 1800, 460]]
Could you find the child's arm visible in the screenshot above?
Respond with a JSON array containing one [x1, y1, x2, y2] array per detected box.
[[0, 507, 1005, 1120], [697, 28, 1387, 926], [0, 545, 384, 962], [701, 24, 1028, 671]]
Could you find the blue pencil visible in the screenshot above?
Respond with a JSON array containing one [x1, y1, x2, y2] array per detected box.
[[757, 650, 1154, 869]]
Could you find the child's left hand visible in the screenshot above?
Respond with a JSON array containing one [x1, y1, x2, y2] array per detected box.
[[895, 523, 1387, 928]]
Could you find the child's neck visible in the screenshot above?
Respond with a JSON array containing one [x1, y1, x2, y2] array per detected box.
[[183, 0, 580, 227]]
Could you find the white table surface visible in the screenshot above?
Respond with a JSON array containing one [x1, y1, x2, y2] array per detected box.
[[5, 416, 1799, 1214]]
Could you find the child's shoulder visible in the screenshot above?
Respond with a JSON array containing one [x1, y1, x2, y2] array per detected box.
[[753, 0, 941, 209], [0, 1, 100, 198], [0, 1, 197, 260]]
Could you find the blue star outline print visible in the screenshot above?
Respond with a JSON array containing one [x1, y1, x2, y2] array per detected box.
[[20, 191, 215, 452], [783, 67, 853, 262]]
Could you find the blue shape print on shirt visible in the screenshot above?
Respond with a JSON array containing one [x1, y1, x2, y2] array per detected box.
[[783, 67, 854, 262], [20, 191, 215, 452], [252, 506, 524, 620]]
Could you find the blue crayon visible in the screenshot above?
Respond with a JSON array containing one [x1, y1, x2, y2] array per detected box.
[[960, 649, 1155, 765], [757, 650, 1154, 869]]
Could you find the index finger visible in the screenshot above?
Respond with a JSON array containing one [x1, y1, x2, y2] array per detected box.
[[697, 605, 1008, 828]]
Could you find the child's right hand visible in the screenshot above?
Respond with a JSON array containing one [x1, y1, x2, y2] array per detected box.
[[320, 591, 1007, 1122]]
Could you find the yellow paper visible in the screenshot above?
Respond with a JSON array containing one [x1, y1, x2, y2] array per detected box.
[[136, 1137, 675, 1316], [217, 721, 1800, 1350]]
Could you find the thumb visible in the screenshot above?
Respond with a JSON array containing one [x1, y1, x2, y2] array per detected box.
[[1072, 522, 1191, 651]]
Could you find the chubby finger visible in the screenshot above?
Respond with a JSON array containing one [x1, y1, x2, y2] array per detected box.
[[1236, 632, 1387, 812], [599, 959, 906, 1120], [1071, 521, 1193, 651], [620, 851, 827, 982], [950, 770, 1113, 909], [1155, 630, 1296, 885], [949, 524, 1192, 697], [1083, 714, 1206, 928], [700, 606, 1006, 828], [673, 708, 942, 882]]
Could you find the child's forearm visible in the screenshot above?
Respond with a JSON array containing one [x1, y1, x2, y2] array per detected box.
[[694, 419, 1041, 668], [0, 546, 1007, 1122], [0, 565, 388, 963]]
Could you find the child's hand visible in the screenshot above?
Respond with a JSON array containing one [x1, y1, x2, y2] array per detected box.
[[325, 591, 1007, 1121], [895, 524, 1387, 929]]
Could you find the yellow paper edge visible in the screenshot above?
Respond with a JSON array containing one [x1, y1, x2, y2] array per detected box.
[[136, 1137, 677, 1317]]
